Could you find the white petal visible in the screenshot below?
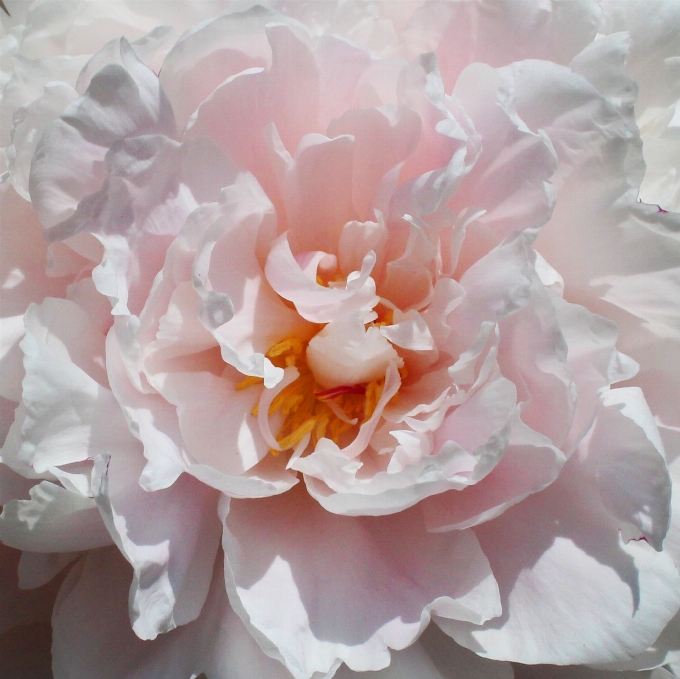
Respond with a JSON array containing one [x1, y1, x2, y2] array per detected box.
[[92, 446, 221, 640], [221, 487, 500, 679], [0, 480, 111, 552], [439, 452, 680, 665]]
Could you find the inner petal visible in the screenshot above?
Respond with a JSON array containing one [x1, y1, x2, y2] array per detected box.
[[306, 312, 403, 389]]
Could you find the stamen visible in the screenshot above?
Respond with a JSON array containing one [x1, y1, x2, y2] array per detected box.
[[314, 385, 366, 400], [266, 337, 305, 359], [236, 375, 265, 390], [238, 334, 403, 456]]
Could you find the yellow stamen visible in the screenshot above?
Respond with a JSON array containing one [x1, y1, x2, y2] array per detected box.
[[236, 375, 265, 390], [277, 418, 317, 450], [266, 337, 305, 360], [239, 333, 403, 456]]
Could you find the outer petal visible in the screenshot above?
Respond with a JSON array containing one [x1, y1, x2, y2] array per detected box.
[[51, 547, 295, 679], [0, 185, 70, 403], [92, 443, 221, 640], [397, 0, 600, 92], [438, 447, 680, 665], [50, 134, 239, 316], [337, 624, 513, 679], [221, 485, 500, 679], [0, 541, 60, 677], [0, 480, 111, 553], [422, 418, 565, 531], [159, 4, 279, 128], [581, 388, 671, 551], [29, 38, 175, 230]]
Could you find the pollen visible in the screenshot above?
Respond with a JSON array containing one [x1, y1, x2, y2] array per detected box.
[[237, 333, 400, 455]]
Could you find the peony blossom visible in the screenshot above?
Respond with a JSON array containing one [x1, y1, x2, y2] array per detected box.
[[1, 1, 680, 678]]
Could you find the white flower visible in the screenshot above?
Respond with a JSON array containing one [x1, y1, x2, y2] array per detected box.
[[1, 1, 679, 678]]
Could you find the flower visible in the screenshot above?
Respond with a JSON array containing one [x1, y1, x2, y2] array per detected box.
[[1, 1, 680, 678]]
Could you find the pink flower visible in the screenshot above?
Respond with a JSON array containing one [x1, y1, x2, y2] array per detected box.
[[1, 1, 679, 678]]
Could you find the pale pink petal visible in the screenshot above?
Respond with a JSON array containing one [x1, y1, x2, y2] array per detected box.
[[551, 295, 639, 454], [161, 370, 269, 477], [581, 388, 671, 551], [327, 104, 420, 222], [423, 418, 565, 531], [221, 486, 500, 679], [160, 5, 278, 128], [0, 53, 86, 148], [433, 368, 517, 476], [438, 452, 680, 665], [283, 133, 357, 253], [496, 271, 574, 448], [192, 175, 314, 385], [51, 135, 237, 316], [17, 551, 78, 590], [0, 185, 70, 403], [106, 323, 189, 491], [447, 232, 533, 354], [92, 446, 221, 640], [265, 232, 379, 324], [398, 0, 600, 92], [0, 542, 59, 636], [13, 299, 135, 479], [266, 23, 321, 154], [29, 38, 175, 230], [51, 546, 294, 679], [6, 81, 79, 200], [337, 623, 513, 679], [450, 62, 558, 240], [0, 462, 35, 506], [0, 480, 111, 552], [76, 29, 179, 94]]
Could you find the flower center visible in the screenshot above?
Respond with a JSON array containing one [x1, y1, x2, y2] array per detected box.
[[237, 314, 404, 455]]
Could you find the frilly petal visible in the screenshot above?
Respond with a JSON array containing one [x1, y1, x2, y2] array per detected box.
[[220, 486, 500, 679]]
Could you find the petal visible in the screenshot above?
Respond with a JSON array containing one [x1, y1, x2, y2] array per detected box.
[[160, 5, 278, 128], [106, 322, 188, 491], [51, 134, 239, 316], [337, 623, 513, 679], [0, 53, 86, 148], [0, 480, 111, 552], [14, 299, 133, 478], [327, 105, 421, 222], [51, 547, 293, 679], [581, 388, 671, 551], [29, 38, 175, 230], [438, 452, 680, 665], [6, 81, 79, 200], [450, 62, 558, 241], [192, 175, 314, 385], [283, 133, 357, 253], [496, 270, 574, 448], [448, 232, 533, 353], [423, 418, 565, 531], [221, 485, 500, 679], [0, 185, 69, 403], [92, 446, 221, 640], [0, 542, 59, 635], [398, 0, 600, 92], [265, 232, 378, 324], [160, 369, 270, 477]]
